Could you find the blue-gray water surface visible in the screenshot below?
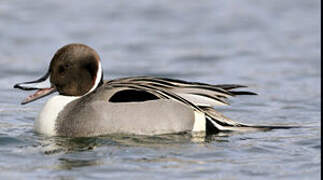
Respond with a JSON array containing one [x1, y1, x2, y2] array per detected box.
[[0, 0, 320, 179]]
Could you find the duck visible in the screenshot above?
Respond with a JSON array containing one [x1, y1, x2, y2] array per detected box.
[[14, 43, 291, 137]]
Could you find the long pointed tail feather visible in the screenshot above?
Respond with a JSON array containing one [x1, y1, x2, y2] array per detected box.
[[202, 106, 300, 134]]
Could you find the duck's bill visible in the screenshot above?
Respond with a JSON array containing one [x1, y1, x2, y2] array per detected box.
[[13, 72, 57, 105], [19, 87, 56, 105]]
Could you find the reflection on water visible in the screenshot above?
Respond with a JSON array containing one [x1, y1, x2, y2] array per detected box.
[[40, 133, 213, 154], [40, 131, 264, 155], [43, 133, 233, 171]]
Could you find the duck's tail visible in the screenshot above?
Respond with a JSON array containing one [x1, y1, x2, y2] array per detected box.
[[201, 107, 299, 135]]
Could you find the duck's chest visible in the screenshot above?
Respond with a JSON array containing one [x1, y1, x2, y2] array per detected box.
[[34, 95, 79, 136]]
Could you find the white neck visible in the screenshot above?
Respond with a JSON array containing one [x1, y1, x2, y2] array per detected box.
[[85, 61, 102, 95], [35, 95, 79, 136]]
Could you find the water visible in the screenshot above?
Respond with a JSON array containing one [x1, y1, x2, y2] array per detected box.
[[0, 0, 320, 179]]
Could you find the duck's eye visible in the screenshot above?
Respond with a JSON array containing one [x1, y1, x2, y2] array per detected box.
[[58, 64, 70, 74], [58, 65, 65, 74]]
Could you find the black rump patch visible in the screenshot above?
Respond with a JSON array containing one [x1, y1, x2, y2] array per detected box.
[[109, 90, 159, 103]]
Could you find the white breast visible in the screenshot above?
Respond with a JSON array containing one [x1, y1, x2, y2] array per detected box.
[[34, 95, 79, 136]]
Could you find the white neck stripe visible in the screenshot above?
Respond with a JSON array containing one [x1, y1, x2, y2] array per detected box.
[[86, 61, 102, 95]]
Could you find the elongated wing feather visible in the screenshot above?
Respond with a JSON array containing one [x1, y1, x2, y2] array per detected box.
[[107, 76, 255, 107]]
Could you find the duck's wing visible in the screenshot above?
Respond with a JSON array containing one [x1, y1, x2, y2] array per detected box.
[[106, 76, 256, 107]]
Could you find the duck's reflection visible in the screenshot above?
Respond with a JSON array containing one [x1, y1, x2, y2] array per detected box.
[[36, 132, 238, 170]]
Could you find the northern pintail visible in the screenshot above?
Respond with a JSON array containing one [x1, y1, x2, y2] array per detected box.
[[14, 43, 291, 137]]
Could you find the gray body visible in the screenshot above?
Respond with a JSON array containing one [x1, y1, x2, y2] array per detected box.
[[56, 86, 195, 137]]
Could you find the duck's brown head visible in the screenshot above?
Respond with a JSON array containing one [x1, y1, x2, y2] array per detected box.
[[14, 43, 103, 104]]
